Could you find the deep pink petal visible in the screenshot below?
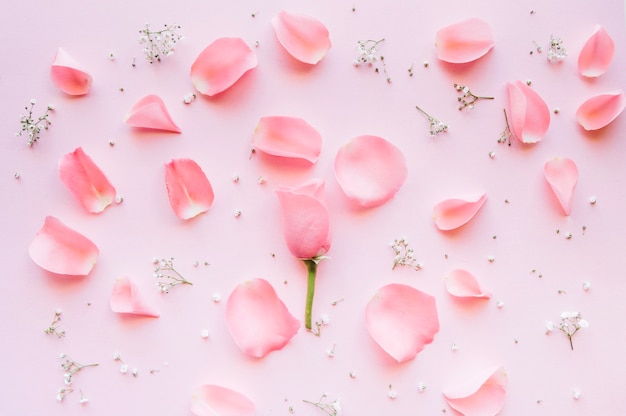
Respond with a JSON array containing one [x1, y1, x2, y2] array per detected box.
[[191, 384, 255, 416], [124, 94, 181, 133], [271, 10, 331, 64], [507, 81, 550, 143], [164, 158, 215, 220], [435, 18, 494, 63], [576, 90, 625, 131], [225, 278, 300, 358], [365, 284, 439, 363], [28, 216, 98, 276], [433, 193, 487, 231], [444, 367, 508, 416], [252, 116, 322, 163], [334, 135, 407, 207], [446, 269, 491, 299], [190, 37, 257, 96], [544, 157, 578, 216], [578, 25, 615, 78], [110, 276, 159, 317], [58, 147, 116, 213], [50, 47, 92, 95]]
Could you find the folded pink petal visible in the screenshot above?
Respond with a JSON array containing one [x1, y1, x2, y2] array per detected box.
[[271, 10, 331, 64], [544, 157, 578, 216], [50, 47, 92, 95], [252, 116, 322, 163], [334, 135, 407, 207], [507, 81, 550, 143], [191, 37, 257, 97], [435, 18, 494, 63], [446, 269, 491, 299], [191, 384, 255, 416], [110, 276, 159, 317], [28, 216, 98, 276], [433, 193, 487, 231], [164, 158, 214, 220], [444, 366, 508, 416], [578, 25, 615, 78], [365, 284, 439, 363], [576, 90, 625, 131], [225, 278, 300, 358], [124, 94, 181, 133], [58, 147, 116, 213]]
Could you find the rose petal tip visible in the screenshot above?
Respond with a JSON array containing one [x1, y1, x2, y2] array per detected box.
[[165, 158, 215, 220], [191, 384, 255, 416], [576, 90, 625, 131], [507, 81, 550, 143], [444, 366, 508, 416], [50, 47, 92, 95], [578, 25, 615, 78], [125, 94, 181, 133], [272, 10, 331, 64], [446, 269, 491, 299], [111, 276, 160, 317], [435, 18, 494, 64], [544, 157, 578, 216], [252, 116, 322, 163], [433, 193, 487, 231]]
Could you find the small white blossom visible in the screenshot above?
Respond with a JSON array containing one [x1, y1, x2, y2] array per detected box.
[[582, 281, 591, 291], [572, 389, 581, 399], [320, 314, 330, 325], [120, 363, 129, 374], [200, 329, 210, 339], [212, 293, 221, 302], [545, 321, 554, 334]]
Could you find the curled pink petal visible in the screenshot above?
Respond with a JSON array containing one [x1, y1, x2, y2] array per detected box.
[[576, 90, 625, 131], [271, 10, 331, 64], [443, 366, 508, 416], [334, 135, 407, 207], [365, 284, 439, 363], [191, 384, 255, 416], [252, 116, 322, 163], [124, 94, 181, 133], [58, 147, 116, 213], [190, 37, 257, 97], [50, 47, 92, 95], [225, 278, 300, 358], [578, 25, 615, 77], [446, 269, 491, 299], [110, 276, 159, 317], [507, 81, 550, 143], [435, 18, 494, 63], [433, 193, 487, 231], [28, 216, 98, 276], [164, 158, 215, 220], [544, 157, 578, 216]]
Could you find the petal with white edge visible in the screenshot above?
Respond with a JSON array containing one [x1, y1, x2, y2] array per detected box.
[[191, 384, 255, 416], [110, 276, 159, 318], [433, 193, 487, 231], [435, 18, 494, 64], [544, 157, 578, 216], [576, 90, 625, 131], [50, 47, 92, 95], [124, 94, 181, 133], [507, 81, 550, 143], [443, 366, 508, 416], [446, 269, 491, 299], [164, 158, 215, 220], [271, 10, 331, 64], [578, 25, 615, 78], [252, 116, 322, 163]]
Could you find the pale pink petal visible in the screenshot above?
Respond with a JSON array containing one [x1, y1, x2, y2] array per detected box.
[[252, 116, 322, 163], [578, 25, 615, 77], [446, 269, 491, 299], [28, 216, 98, 276], [435, 18, 494, 63], [433, 193, 487, 231], [444, 366, 508, 416], [191, 385, 255, 416], [365, 284, 439, 363], [576, 90, 625, 131], [271, 10, 331, 64], [225, 278, 300, 358], [50, 47, 92, 95], [164, 158, 215, 220], [58, 147, 116, 213], [190, 37, 257, 97], [334, 135, 407, 207], [544, 157, 578, 216], [124, 94, 181, 133], [110, 276, 159, 317], [507, 81, 550, 143]]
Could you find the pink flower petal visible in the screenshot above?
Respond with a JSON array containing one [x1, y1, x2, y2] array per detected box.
[[50, 47, 92, 95], [443, 366, 508, 416], [164, 158, 215, 220], [365, 284, 439, 363], [124, 94, 181, 133], [446, 269, 491, 299], [225, 278, 300, 358], [271, 10, 331, 64], [507, 81, 550, 143], [110, 276, 159, 317], [28, 216, 98, 276], [544, 157, 578, 216], [190, 37, 257, 97], [578, 25, 615, 78], [433, 193, 487, 231], [435, 18, 495, 63], [191, 385, 255, 416], [252, 116, 322, 163], [58, 147, 116, 213], [334, 135, 407, 207], [576, 90, 625, 131]]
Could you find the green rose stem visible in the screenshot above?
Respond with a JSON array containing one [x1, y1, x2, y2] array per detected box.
[[304, 259, 318, 331]]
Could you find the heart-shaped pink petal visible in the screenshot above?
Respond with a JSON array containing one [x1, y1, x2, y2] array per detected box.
[[191, 384, 255, 416], [443, 366, 508, 416], [544, 157, 578, 216], [124, 95, 181, 133], [50, 47, 92, 95], [435, 18, 494, 63], [271, 10, 331, 64], [446, 269, 491, 299], [164, 158, 215, 220], [433, 193, 487, 231], [252, 116, 322, 163], [578, 25, 615, 78], [110, 276, 159, 318], [507, 81, 550, 143], [576, 90, 625, 131]]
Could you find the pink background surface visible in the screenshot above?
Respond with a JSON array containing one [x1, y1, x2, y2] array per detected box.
[[1, 0, 626, 414]]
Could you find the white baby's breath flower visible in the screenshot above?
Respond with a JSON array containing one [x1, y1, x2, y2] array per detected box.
[[545, 321, 554, 334], [120, 363, 129, 374]]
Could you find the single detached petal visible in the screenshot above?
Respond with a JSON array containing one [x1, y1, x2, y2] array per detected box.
[[110, 276, 159, 317], [252, 116, 322, 163], [164, 158, 215, 220], [507, 81, 550, 143], [446, 269, 491, 299], [190, 37, 257, 96], [271, 10, 331, 64], [191, 385, 255, 416], [435, 18, 494, 63], [544, 157, 578, 215], [443, 366, 508, 416], [578, 25, 615, 77], [50, 47, 92, 95], [58, 147, 116, 213], [334, 135, 407, 207], [576, 90, 625, 131], [28, 216, 98, 276], [124, 94, 181, 133], [225, 278, 300, 358], [433, 193, 487, 231], [365, 284, 439, 363]]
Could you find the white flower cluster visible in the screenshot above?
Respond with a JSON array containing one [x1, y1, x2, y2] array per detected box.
[[546, 311, 589, 350], [391, 237, 422, 271], [16, 99, 54, 146], [303, 393, 342, 416], [57, 354, 97, 402], [139, 23, 183, 63], [547, 35, 567, 63], [353, 39, 391, 83], [153, 257, 193, 293]]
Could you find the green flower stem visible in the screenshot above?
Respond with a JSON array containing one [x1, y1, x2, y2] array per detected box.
[[304, 259, 318, 331]]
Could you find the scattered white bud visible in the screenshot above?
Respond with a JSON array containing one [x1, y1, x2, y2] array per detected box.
[[30, 98, 37, 105], [496, 300, 504, 308], [131, 368, 139, 377], [233, 209, 242, 217], [257, 176, 266, 185], [565, 232, 572, 239], [320, 314, 330, 325], [545, 321, 554, 334], [418, 383, 427, 393], [183, 93, 196, 104], [349, 371, 357, 378], [232, 174, 240, 183], [14, 172, 20, 179], [388, 389, 398, 399], [108, 52, 116, 61], [572, 389, 581, 400], [451, 343, 459, 351], [120, 363, 129, 374], [488, 150, 496, 159], [582, 281, 591, 291], [115, 196, 124, 204], [589, 196, 597, 205], [200, 329, 210, 338], [487, 256, 495, 263], [212, 293, 221, 302]]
